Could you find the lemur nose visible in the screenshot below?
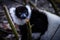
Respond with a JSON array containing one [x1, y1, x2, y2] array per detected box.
[[21, 13, 26, 17], [21, 13, 26, 19]]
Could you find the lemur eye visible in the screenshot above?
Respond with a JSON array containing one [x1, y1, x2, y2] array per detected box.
[[19, 12, 21, 14], [25, 12, 27, 14]]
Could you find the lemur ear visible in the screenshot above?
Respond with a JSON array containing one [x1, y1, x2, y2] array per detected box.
[[25, 5, 31, 14], [9, 7, 16, 14], [25, 5, 32, 19]]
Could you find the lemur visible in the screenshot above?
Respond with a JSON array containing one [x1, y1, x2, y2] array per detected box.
[[9, 4, 60, 40]]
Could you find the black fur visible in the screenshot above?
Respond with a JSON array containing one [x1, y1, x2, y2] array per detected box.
[[30, 9, 48, 34], [19, 9, 48, 40]]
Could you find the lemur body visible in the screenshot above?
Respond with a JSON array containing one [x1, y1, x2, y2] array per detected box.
[[9, 5, 60, 40]]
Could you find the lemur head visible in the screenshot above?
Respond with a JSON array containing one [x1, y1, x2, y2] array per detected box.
[[10, 5, 31, 25], [15, 6, 29, 19], [13, 5, 32, 20]]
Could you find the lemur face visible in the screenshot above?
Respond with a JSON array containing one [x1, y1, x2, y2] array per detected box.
[[15, 6, 28, 19], [10, 5, 31, 25]]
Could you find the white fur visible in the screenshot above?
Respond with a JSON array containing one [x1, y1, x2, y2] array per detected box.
[[9, 5, 31, 25], [38, 9, 60, 40], [42, 10, 60, 24]]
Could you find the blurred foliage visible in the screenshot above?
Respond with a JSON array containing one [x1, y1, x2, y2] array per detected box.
[[54, 0, 60, 3]]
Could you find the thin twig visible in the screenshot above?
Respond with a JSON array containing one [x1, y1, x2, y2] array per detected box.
[[50, 25, 60, 40], [26, 19, 32, 40], [47, 0, 60, 16], [3, 4, 19, 40], [23, 0, 32, 40]]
